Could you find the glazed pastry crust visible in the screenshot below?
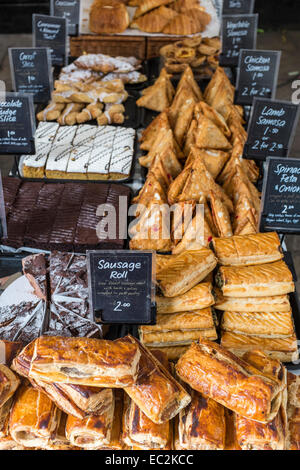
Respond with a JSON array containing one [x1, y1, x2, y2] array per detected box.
[[221, 331, 299, 363], [141, 327, 218, 347], [140, 308, 215, 333], [215, 288, 291, 312], [217, 261, 294, 297], [124, 337, 191, 424], [156, 282, 215, 314], [24, 336, 141, 387], [149, 345, 189, 361], [0, 365, 20, 408], [156, 248, 217, 297], [221, 310, 295, 338], [212, 232, 283, 266], [176, 338, 285, 423]]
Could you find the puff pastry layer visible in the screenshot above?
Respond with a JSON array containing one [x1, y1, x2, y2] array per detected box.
[[156, 282, 215, 314], [215, 289, 291, 312]]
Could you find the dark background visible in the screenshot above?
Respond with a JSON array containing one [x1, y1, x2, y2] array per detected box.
[[0, 0, 299, 33]]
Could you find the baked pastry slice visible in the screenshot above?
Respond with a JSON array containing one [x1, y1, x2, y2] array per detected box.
[[149, 345, 189, 361], [22, 253, 47, 301], [176, 338, 285, 423], [0, 365, 20, 408], [156, 282, 215, 314], [124, 336, 191, 424], [157, 248, 217, 297], [221, 331, 299, 363], [0, 340, 22, 366], [22, 335, 141, 387], [215, 289, 291, 313], [212, 232, 283, 266], [221, 310, 295, 339], [235, 350, 287, 450], [208, 191, 232, 238], [89, 0, 129, 33], [195, 114, 232, 150], [177, 388, 226, 450], [9, 384, 60, 448], [216, 261, 295, 298]]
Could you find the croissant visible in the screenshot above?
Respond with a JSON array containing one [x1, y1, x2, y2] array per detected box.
[[163, 13, 199, 35], [133, 0, 173, 18], [131, 6, 177, 32]]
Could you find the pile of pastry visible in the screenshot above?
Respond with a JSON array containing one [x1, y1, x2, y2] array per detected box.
[[213, 232, 299, 362], [160, 35, 220, 74], [129, 0, 211, 35], [22, 122, 135, 181], [1, 335, 299, 450], [132, 66, 259, 252]]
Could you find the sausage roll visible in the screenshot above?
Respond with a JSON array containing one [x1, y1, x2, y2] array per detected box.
[[66, 393, 115, 449], [149, 345, 189, 361], [176, 338, 285, 423], [99, 390, 124, 450], [0, 397, 12, 437], [235, 350, 287, 450], [286, 373, 300, 450], [124, 337, 191, 424], [156, 249, 217, 297], [156, 282, 215, 314], [216, 261, 294, 297], [0, 412, 25, 450], [122, 350, 171, 449], [221, 310, 295, 339], [22, 335, 141, 387], [139, 308, 218, 347], [9, 384, 60, 448], [177, 387, 226, 450], [0, 340, 22, 366], [221, 331, 299, 362], [212, 232, 283, 266], [215, 289, 291, 313], [221, 331, 299, 363], [224, 409, 241, 450], [46, 413, 77, 450], [0, 365, 20, 408]]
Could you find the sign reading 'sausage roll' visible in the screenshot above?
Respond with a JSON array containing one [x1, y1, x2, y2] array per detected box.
[[235, 49, 281, 106], [245, 98, 300, 160], [32, 14, 67, 66], [9, 47, 52, 103], [260, 157, 300, 234], [87, 250, 156, 325], [0, 93, 35, 154]]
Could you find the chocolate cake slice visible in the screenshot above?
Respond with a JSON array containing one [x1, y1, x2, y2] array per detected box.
[[0, 301, 45, 342], [22, 253, 48, 301]]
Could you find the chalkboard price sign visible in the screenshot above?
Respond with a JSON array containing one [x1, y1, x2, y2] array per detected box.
[[260, 157, 300, 234], [32, 14, 67, 66], [87, 250, 156, 325], [244, 98, 300, 160], [0, 92, 35, 155], [222, 0, 255, 15], [235, 49, 281, 106], [9, 47, 52, 103], [50, 0, 80, 36], [220, 14, 258, 67]]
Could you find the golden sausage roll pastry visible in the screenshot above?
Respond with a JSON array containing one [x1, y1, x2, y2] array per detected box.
[[124, 337, 191, 424], [176, 338, 285, 423], [20, 336, 141, 387], [216, 261, 294, 297], [215, 288, 291, 312], [156, 282, 215, 314], [156, 248, 217, 297], [9, 384, 60, 448], [212, 232, 283, 266], [0, 364, 20, 408]]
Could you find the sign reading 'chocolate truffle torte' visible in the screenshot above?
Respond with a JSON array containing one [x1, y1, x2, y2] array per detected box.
[[9, 47, 52, 103], [235, 49, 281, 106], [32, 14, 67, 66], [260, 157, 300, 234], [50, 0, 80, 36], [0, 93, 35, 154], [87, 250, 156, 325]]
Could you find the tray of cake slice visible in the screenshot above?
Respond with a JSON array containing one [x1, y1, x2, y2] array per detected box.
[[17, 122, 137, 183]]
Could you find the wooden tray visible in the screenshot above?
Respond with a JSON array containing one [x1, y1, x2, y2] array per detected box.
[[70, 35, 146, 60]]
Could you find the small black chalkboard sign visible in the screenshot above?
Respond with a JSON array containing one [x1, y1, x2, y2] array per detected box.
[[222, 0, 255, 15], [244, 98, 300, 161], [32, 14, 67, 66], [235, 49, 281, 106], [220, 13, 258, 67], [9, 47, 52, 103], [50, 0, 80, 36], [0, 92, 35, 155], [87, 250, 156, 325], [259, 157, 300, 234]]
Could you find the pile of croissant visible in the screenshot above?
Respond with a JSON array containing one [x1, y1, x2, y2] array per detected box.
[[130, 0, 212, 35], [132, 65, 259, 252], [1, 334, 299, 450]]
